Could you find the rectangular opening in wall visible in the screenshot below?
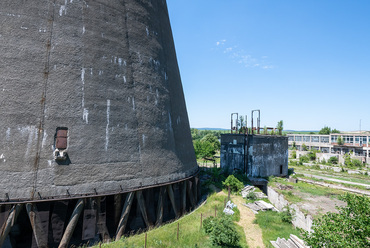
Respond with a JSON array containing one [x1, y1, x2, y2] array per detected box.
[[280, 165, 283, 174], [55, 127, 68, 149]]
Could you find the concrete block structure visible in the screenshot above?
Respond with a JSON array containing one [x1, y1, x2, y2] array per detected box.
[[220, 134, 288, 178], [0, 1, 199, 247]]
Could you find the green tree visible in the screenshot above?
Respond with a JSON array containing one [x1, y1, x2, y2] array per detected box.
[[302, 143, 308, 151], [319, 126, 331, 135], [193, 140, 215, 159], [292, 141, 296, 150], [303, 193, 370, 248], [223, 175, 244, 193], [337, 136, 344, 145], [276, 120, 283, 135], [201, 133, 220, 151], [331, 128, 340, 133]]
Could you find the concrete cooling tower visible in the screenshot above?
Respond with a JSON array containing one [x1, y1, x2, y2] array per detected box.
[[0, 0, 199, 247]]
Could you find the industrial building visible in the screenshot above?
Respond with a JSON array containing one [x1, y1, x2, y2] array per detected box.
[[0, 1, 199, 247], [287, 132, 370, 164], [220, 134, 289, 178]]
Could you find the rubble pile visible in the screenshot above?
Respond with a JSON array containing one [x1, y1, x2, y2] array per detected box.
[[241, 185, 267, 199], [223, 201, 237, 215], [270, 234, 309, 248], [243, 200, 278, 214]]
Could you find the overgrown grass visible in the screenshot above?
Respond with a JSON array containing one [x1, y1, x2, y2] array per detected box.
[[254, 211, 302, 248], [269, 177, 344, 203], [93, 193, 247, 248]]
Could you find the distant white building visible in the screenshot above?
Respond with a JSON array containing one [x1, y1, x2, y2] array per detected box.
[[287, 132, 370, 164]]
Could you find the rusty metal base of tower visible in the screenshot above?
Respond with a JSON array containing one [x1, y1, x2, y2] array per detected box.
[[0, 173, 200, 248]]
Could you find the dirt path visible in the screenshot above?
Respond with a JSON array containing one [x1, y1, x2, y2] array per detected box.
[[218, 191, 265, 248]]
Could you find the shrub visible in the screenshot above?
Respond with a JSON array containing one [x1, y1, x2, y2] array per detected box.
[[352, 159, 362, 168], [303, 193, 370, 247], [280, 206, 294, 223], [210, 215, 240, 247], [246, 191, 257, 201], [299, 155, 309, 163], [307, 151, 316, 161], [291, 150, 296, 159], [203, 216, 215, 234], [302, 144, 308, 151], [328, 156, 338, 164], [223, 175, 244, 193]]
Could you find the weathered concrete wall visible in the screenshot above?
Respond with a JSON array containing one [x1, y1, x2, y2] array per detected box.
[[267, 187, 313, 232], [220, 134, 288, 177], [248, 135, 288, 177], [220, 134, 246, 173], [0, 0, 197, 201]]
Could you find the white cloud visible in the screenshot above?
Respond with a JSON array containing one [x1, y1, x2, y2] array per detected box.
[[214, 42, 274, 69], [224, 47, 233, 53], [216, 39, 226, 46]]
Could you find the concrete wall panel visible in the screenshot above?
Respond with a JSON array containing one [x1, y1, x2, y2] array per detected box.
[[0, 0, 197, 202]]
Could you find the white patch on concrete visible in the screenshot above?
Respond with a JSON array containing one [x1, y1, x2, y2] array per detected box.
[[39, 28, 47, 33], [142, 134, 146, 146], [83, 108, 89, 124], [164, 72, 168, 81], [59, 1, 68, 16], [21, 26, 28, 30], [48, 160, 53, 166], [22, 126, 37, 158], [0, 154, 4, 159], [82, 25, 85, 34], [41, 132, 48, 148], [146, 27, 149, 36], [6, 128, 10, 141], [81, 68, 85, 108], [118, 58, 123, 66], [99, 70, 103, 76], [123, 76, 126, 83], [105, 100, 111, 151], [123, 60, 127, 66], [132, 97, 135, 111]]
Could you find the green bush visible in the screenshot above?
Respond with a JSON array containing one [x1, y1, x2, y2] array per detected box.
[[352, 159, 362, 168], [299, 155, 309, 163], [210, 215, 240, 247], [203, 216, 215, 234], [303, 193, 370, 247], [246, 191, 257, 201], [223, 175, 244, 193], [291, 150, 296, 159], [328, 156, 338, 164], [280, 206, 294, 223], [307, 151, 316, 161]]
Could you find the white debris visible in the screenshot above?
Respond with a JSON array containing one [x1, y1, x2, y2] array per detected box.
[[223, 200, 237, 215]]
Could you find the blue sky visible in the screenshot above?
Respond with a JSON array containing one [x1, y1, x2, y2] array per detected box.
[[166, 0, 370, 131]]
